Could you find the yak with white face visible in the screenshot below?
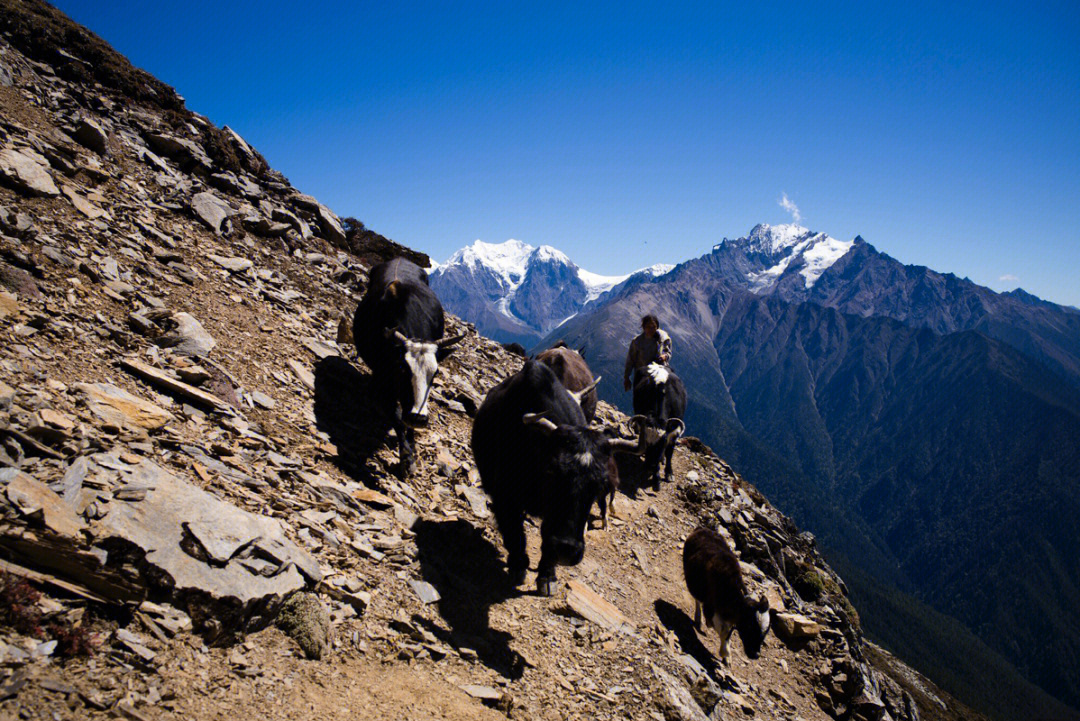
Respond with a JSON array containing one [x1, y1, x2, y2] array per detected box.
[[683, 526, 771, 664], [354, 258, 464, 475]]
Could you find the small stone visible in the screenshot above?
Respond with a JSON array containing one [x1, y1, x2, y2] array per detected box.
[[0, 290, 20, 320], [73, 118, 109, 154], [409, 579, 440, 605], [456, 484, 490, 519], [5, 472, 85, 537], [0, 380, 17, 410], [303, 338, 339, 359], [157, 312, 216, 356], [251, 391, 276, 409], [114, 629, 155, 661], [459, 684, 504, 703], [38, 408, 75, 431], [287, 359, 315, 390], [565, 580, 635, 635], [772, 612, 822, 641], [353, 487, 395, 508], [176, 366, 212, 386], [208, 254, 253, 273], [61, 185, 105, 219], [315, 204, 346, 245]]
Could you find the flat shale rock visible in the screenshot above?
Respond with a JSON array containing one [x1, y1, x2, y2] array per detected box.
[[4, 472, 85, 537], [74, 382, 172, 431], [649, 662, 709, 721], [0, 148, 60, 197], [94, 460, 321, 633], [565, 580, 635, 636]]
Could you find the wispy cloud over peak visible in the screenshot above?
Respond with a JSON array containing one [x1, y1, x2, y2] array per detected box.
[[779, 193, 802, 223]]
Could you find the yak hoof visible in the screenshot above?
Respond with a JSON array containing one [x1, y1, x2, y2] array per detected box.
[[537, 577, 558, 597]]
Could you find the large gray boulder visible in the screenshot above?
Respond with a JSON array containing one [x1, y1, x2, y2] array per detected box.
[[94, 459, 321, 636]]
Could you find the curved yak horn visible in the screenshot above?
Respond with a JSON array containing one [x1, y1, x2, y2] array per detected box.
[[629, 415, 648, 429], [568, 376, 601, 404], [437, 332, 467, 348], [664, 418, 686, 442], [608, 436, 642, 452], [609, 421, 646, 454], [384, 328, 409, 345], [522, 413, 559, 434]]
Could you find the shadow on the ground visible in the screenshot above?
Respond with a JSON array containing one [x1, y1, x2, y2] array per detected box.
[[654, 598, 722, 676], [312, 355, 394, 486], [613, 451, 657, 500], [413, 518, 525, 680]]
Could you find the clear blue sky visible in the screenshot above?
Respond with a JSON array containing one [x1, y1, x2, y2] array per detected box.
[[55, 1, 1080, 306]]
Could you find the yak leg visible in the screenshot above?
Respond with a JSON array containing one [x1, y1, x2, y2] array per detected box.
[[492, 500, 527, 587], [393, 408, 416, 478], [694, 600, 703, 631], [664, 439, 676, 482], [596, 492, 607, 530], [714, 616, 734, 664], [536, 521, 561, 597]]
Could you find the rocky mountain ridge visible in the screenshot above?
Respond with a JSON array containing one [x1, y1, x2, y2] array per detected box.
[[0, 2, 983, 720], [536, 226, 1080, 719]]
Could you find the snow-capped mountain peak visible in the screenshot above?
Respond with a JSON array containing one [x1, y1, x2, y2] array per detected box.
[[744, 223, 814, 256], [533, 244, 572, 264], [429, 239, 673, 344], [446, 239, 535, 288], [731, 224, 855, 291]]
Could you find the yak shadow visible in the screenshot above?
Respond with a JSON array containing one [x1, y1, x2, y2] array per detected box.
[[654, 598, 723, 678], [613, 451, 654, 500], [313, 356, 395, 486], [412, 518, 524, 680]]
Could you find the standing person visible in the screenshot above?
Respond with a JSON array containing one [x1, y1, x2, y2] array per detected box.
[[623, 314, 672, 391]]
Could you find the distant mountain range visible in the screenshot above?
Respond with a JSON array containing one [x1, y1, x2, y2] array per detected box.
[[432, 224, 1080, 720], [429, 239, 672, 345]]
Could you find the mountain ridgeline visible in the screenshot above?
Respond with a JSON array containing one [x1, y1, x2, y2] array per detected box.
[[440, 225, 1080, 720]]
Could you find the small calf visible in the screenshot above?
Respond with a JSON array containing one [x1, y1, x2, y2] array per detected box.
[[593, 455, 620, 529], [683, 526, 771, 663]]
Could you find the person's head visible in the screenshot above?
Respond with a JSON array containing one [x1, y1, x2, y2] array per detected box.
[[641, 314, 659, 337]]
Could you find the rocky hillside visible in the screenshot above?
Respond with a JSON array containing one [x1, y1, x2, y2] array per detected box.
[[0, 2, 985, 720], [540, 227, 1080, 720]]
